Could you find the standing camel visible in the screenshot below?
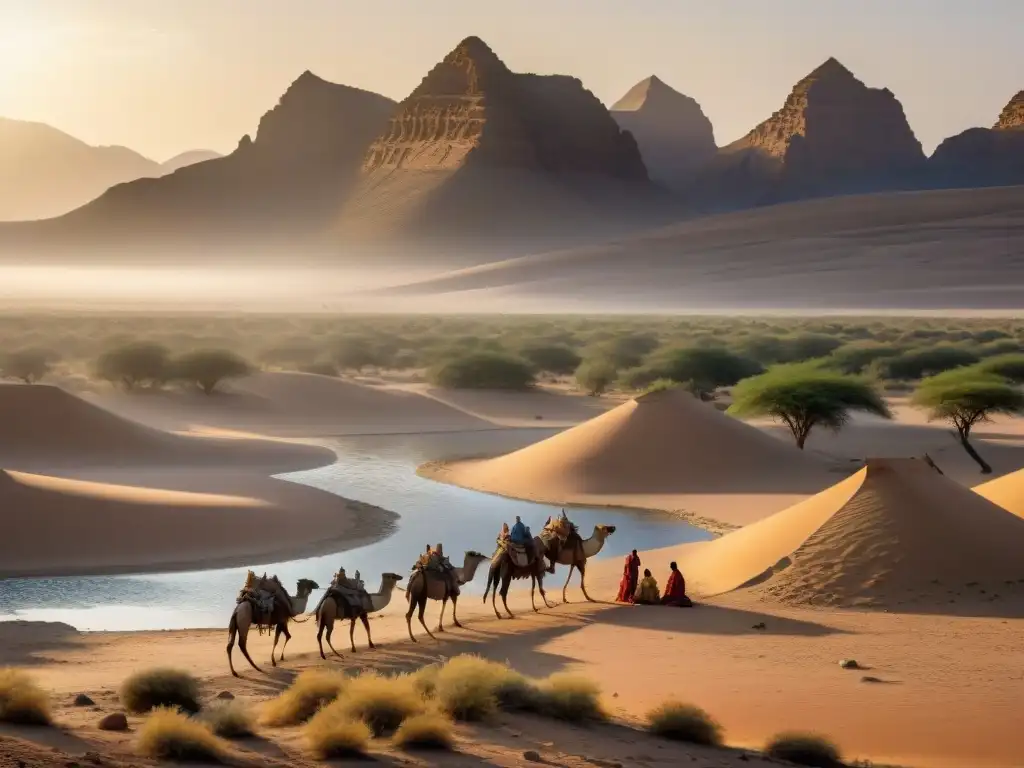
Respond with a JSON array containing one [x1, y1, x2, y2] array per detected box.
[[315, 572, 404, 659], [556, 524, 617, 602], [226, 575, 319, 677], [405, 550, 489, 642], [483, 532, 556, 619]]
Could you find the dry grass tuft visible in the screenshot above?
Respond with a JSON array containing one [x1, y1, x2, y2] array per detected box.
[[410, 662, 440, 699], [260, 669, 346, 727], [137, 707, 227, 763], [305, 707, 372, 759], [392, 711, 455, 751], [120, 668, 201, 715], [533, 672, 606, 723], [202, 700, 255, 739], [765, 732, 843, 767], [646, 700, 723, 746], [0, 669, 52, 725], [432, 655, 515, 722], [331, 672, 424, 736]]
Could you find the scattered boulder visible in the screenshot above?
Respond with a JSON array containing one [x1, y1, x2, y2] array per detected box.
[[97, 712, 128, 732], [73, 694, 95, 707], [215, 691, 235, 700], [839, 659, 861, 670], [523, 750, 543, 763]]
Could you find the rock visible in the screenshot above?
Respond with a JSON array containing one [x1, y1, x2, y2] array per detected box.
[[693, 57, 925, 208], [73, 693, 95, 706], [996, 91, 1024, 130], [216, 691, 235, 700], [752, 622, 766, 630], [611, 75, 717, 191], [97, 712, 128, 732], [840, 659, 860, 669], [523, 750, 543, 762]]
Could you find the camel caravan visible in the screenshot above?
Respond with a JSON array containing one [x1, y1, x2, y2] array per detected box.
[[225, 511, 616, 676]]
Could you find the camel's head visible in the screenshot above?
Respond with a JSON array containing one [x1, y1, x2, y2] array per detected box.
[[382, 572, 404, 584], [596, 524, 617, 539], [466, 550, 488, 564], [296, 578, 320, 597]]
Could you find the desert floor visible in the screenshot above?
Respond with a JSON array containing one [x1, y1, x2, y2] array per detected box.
[[3, 374, 1024, 768]]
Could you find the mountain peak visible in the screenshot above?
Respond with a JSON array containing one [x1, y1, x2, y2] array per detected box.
[[805, 57, 855, 82], [611, 75, 686, 112], [995, 90, 1024, 130]]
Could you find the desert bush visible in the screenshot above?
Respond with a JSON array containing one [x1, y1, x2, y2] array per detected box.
[[779, 332, 843, 363], [978, 338, 1024, 357], [764, 732, 843, 767], [428, 352, 534, 390], [333, 335, 377, 371], [584, 333, 660, 369], [95, 341, 170, 390], [0, 668, 52, 725], [651, 346, 763, 399], [305, 708, 372, 759], [519, 343, 582, 375], [826, 341, 902, 374], [410, 663, 440, 699], [0, 348, 53, 383], [972, 353, 1024, 383], [646, 701, 723, 746], [172, 349, 252, 394], [392, 711, 455, 751], [873, 344, 978, 380], [120, 667, 201, 715], [432, 655, 514, 722], [260, 669, 346, 727], [575, 357, 618, 395], [331, 673, 424, 736], [138, 707, 226, 762], [202, 700, 255, 739], [533, 673, 605, 722]]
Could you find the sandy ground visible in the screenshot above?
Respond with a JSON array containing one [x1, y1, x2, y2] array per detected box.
[[5, 378, 1024, 767]]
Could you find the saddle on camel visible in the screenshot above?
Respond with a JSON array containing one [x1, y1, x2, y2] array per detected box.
[[314, 567, 373, 617], [236, 570, 293, 635], [495, 512, 571, 572], [413, 543, 458, 591]]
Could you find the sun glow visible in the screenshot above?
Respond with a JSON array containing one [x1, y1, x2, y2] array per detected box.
[[0, 7, 73, 76]]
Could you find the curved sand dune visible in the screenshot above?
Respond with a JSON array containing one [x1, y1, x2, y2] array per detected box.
[[0, 383, 332, 470], [679, 457, 1024, 608], [422, 388, 835, 525], [974, 466, 1024, 517], [0, 468, 394, 578]]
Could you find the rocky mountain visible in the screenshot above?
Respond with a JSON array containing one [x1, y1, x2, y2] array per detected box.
[[929, 90, 1024, 188], [692, 58, 927, 209], [335, 37, 668, 248], [160, 150, 222, 174], [4, 73, 396, 255], [610, 76, 716, 192], [0, 118, 165, 221]]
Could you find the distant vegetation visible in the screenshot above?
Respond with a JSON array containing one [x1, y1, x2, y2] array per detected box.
[[427, 352, 535, 390]]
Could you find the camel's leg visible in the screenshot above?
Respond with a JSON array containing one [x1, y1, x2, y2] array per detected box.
[[530, 576, 539, 612], [500, 572, 515, 618], [490, 575, 503, 619], [417, 595, 437, 641], [451, 595, 462, 628], [234, 615, 261, 675], [324, 622, 344, 659], [227, 610, 240, 677], [360, 613, 375, 649], [405, 595, 418, 643], [562, 563, 576, 603], [349, 616, 358, 653], [538, 575, 555, 608], [279, 624, 292, 661], [578, 560, 594, 602], [437, 597, 447, 632], [317, 618, 328, 660], [271, 624, 282, 667]]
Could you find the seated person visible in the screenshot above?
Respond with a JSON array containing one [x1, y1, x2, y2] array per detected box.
[[634, 569, 660, 604], [661, 561, 693, 607], [509, 515, 536, 563]]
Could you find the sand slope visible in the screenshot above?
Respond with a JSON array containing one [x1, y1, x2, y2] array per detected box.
[[680, 457, 1024, 608], [423, 389, 834, 523], [974, 466, 1024, 517], [0, 383, 332, 470]]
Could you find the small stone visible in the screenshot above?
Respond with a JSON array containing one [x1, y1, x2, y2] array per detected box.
[[839, 659, 860, 669], [216, 691, 235, 700], [523, 750, 543, 762], [752, 622, 766, 630], [98, 712, 128, 731], [612, 692, 619, 698], [73, 693, 95, 706]]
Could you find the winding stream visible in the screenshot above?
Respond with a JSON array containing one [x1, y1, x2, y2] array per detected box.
[[0, 429, 712, 631]]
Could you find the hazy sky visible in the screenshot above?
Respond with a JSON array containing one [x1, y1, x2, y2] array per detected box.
[[1, 1, 1021, 161]]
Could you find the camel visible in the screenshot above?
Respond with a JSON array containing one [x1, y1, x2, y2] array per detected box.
[[483, 531, 556, 619], [315, 572, 404, 659], [555, 524, 617, 602], [405, 550, 489, 642], [226, 574, 319, 677]]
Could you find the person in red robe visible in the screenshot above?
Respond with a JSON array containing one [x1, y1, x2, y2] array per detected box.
[[615, 549, 641, 603], [661, 561, 692, 607]]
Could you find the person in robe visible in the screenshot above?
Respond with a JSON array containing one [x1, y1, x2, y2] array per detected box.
[[661, 561, 692, 607], [615, 549, 642, 603], [508, 515, 536, 564], [634, 569, 660, 604]]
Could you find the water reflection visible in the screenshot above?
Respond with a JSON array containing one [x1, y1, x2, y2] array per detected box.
[[0, 430, 712, 631]]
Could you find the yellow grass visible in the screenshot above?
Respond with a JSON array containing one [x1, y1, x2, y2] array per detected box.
[[137, 707, 227, 763], [202, 700, 255, 739], [0, 668, 52, 725], [432, 655, 515, 722], [533, 672, 606, 722], [392, 711, 455, 751], [764, 732, 843, 767], [305, 707, 372, 760], [330, 672, 424, 736], [260, 668, 346, 727], [646, 700, 724, 746], [120, 667, 201, 714]]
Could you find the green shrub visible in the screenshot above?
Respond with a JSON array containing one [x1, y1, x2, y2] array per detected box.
[[0, 669, 52, 725], [575, 357, 618, 396], [137, 707, 227, 762], [519, 343, 582, 375], [972, 353, 1024, 383], [260, 669, 346, 726], [95, 341, 170, 390], [428, 352, 535, 390], [873, 345, 978, 380], [764, 732, 842, 767], [120, 668, 200, 715], [172, 349, 252, 394], [652, 346, 763, 398], [646, 701, 723, 746], [826, 341, 902, 374], [392, 711, 455, 751]]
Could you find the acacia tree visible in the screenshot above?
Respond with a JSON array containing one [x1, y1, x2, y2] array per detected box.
[[95, 342, 170, 391], [912, 370, 1024, 474], [1, 348, 53, 383], [728, 364, 891, 449], [173, 349, 253, 395]]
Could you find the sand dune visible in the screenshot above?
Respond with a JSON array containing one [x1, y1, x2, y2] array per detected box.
[[423, 388, 836, 524], [974, 467, 1024, 517], [0, 383, 333, 471], [678, 457, 1024, 609]]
